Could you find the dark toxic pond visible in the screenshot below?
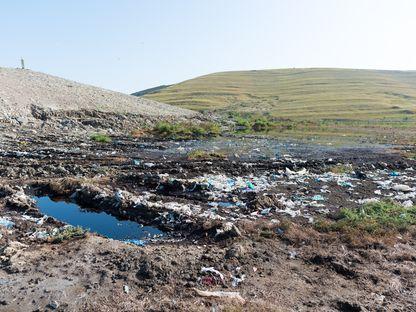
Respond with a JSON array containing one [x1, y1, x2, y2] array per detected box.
[[34, 196, 164, 242]]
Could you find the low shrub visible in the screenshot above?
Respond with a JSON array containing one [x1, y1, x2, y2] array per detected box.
[[90, 133, 111, 143], [187, 150, 226, 160], [153, 122, 221, 139], [50, 226, 86, 243], [315, 200, 416, 235]]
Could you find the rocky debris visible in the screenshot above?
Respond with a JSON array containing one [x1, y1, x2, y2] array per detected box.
[[6, 188, 37, 213], [0, 129, 415, 310], [215, 222, 242, 240], [0, 67, 196, 126]]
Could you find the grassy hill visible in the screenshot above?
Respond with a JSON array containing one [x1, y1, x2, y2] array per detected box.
[[137, 68, 416, 143], [139, 68, 416, 119]]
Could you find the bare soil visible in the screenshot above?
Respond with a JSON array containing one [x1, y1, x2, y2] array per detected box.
[[0, 129, 415, 311]]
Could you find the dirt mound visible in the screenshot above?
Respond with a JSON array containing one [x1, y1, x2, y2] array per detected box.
[[0, 67, 196, 125]]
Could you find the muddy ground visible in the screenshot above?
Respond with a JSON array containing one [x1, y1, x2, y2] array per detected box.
[[0, 128, 415, 311]]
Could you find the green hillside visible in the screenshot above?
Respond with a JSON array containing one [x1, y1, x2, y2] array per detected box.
[[137, 68, 416, 143]]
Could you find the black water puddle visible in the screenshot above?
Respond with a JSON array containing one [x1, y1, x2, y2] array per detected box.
[[34, 196, 164, 244]]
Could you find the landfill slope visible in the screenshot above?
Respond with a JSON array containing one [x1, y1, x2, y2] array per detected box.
[[0, 67, 196, 123]]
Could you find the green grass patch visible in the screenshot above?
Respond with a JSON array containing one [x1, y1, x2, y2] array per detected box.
[[329, 164, 353, 174], [50, 226, 86, 243], [90, 133, 111, 143], [315, 200, 416, 235], [187, 150, 226, 160], [229, 112, 277, 132], [153, 122, 221, 139]]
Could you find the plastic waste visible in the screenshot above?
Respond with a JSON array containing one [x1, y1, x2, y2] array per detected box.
[[0, 217, 14, 229], [231, 275, 245, 287], [260, 208, 271, 215], [123, 285, 130, 294], [276, 228, 284, 235], [193, 288, 245, 303], [201, 267, 224, 281], [124, 239, 146, 247], [392, 184, 413, 192], [285, 167, 308, 176], [353, 171, 367, 179], [246, 181, 255, 190], [132, 159, 141, 166], [312, 195, 325, 201], [338, 181, 353, 188], [358, 198, 379, 204], [32, 231, 49, 239], [289, 251, 297, 259]]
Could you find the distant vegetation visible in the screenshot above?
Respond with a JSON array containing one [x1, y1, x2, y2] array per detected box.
[[153, 122, 220, 139], [187, 150, 226, 160], [136, 68, 416, 143], [90, 133, 112, 143], [131, 85, 171, 97]]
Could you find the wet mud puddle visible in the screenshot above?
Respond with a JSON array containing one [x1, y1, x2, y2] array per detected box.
[[34, 196, 164, 243]]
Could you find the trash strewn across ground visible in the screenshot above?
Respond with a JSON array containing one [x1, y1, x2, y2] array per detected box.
[[0, 129, 415, 311]]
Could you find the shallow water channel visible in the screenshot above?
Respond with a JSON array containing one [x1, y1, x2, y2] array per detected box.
[[34, 196, 164, 242]]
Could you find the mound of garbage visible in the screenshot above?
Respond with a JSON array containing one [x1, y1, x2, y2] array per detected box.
[[0, 67, 197, 128]]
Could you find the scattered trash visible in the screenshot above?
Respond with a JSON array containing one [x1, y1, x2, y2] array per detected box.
[[193, 288, 245, 304], [289, 251, 297, 259], [132, 159, 141, 166], [353, 171, 367, 179], [0, 217, 14, 229], [392, 184, 413, 192], [389, 171, 400, 177], [201, 267, 225, 281], [124, 239, 147, 247], [338, 181, 353, 188], [312, 195, 325, 201], [123, 285, 130, 294], [21, 215, 47, 225], [358, 198, 379, 204], [246, 181, 255, 190], [285, 167, 308, 176], [260, 208, 271, 215], [231, 275, 245, 287], [215, 222, 241, 239], [32, 230, 50, 239], [47, 301, 59, 310], [276, 227, 284, 235]]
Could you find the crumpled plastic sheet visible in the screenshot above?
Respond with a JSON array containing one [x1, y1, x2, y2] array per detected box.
[[0, 217, 14, 229]]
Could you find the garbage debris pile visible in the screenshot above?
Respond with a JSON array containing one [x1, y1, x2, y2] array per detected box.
[[115, 164, 416, 228], [2, 154, 415, 245], [1, 128, 416, 311]]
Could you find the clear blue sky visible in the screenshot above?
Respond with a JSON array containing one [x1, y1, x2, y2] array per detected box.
[[1, 0, 416, 93]]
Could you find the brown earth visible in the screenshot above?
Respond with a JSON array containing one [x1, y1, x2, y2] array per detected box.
[[0, 129, 415, 311]]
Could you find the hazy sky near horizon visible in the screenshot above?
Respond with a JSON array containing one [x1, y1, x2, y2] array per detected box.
[[1, 0, 416, 93]]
